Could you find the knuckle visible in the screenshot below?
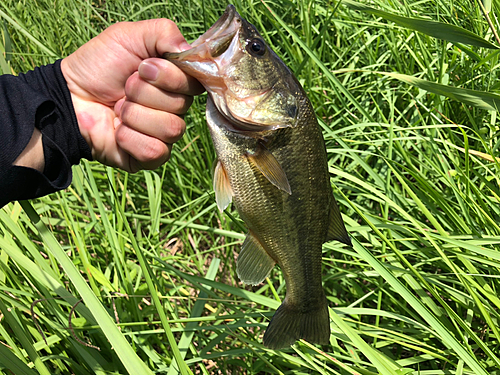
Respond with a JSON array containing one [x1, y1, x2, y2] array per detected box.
[[164, 94, 189, 114], [166, 116, 186, 141], [107, 21, 131, 34], [155, 18, 177, 33]]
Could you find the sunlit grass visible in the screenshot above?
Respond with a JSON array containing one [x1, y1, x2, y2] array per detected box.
[[1, 0, 500, 374]]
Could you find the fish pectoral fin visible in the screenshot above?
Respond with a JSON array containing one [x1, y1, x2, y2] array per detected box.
[[237, 232, 276, 285], [214, 160, 233, 212], [325, 198, 351, 246], [247, 144, 292, 195]]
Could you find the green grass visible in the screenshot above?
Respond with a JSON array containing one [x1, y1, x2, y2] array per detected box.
[[1, 0, 500, 374]]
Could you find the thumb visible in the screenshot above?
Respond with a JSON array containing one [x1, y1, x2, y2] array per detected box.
[[112, 19, 191, 59], [152, 18, 192, 54]]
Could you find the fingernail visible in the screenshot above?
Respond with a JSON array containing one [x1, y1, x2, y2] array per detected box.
[[139, 61, 159, 81]]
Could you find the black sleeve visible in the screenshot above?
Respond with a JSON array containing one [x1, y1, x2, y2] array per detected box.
[[0, 59, 92, 208]]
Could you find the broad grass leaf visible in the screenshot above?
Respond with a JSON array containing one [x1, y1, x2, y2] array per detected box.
[[343, 0, 498, 49], [2, 21, 10, 61], [329, 309, 403, 375], [456, 147, 500, 163], [483, 0, 492, 13], [0, 344, 37, 375], [88, 264, 116, 291], [380, 71, 500, 111], [159, 261, 281, 309], [0, 23, 10, 74]]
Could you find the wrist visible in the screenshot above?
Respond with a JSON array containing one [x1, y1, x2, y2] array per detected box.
[[13, 128, 45, 172], [60, 57, 95, 157]]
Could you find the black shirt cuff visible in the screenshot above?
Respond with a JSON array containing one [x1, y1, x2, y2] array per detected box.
[[0, 59, 92, 207]]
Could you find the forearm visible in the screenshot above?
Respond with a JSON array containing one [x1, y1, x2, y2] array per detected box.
[[0, 60, 92, 208]]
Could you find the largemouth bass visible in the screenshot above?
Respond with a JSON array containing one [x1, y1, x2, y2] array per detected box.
[[164, 4, 350, 349]]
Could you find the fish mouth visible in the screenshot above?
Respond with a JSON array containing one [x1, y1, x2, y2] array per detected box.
[[191, 5, 237, 48], [163, 4, 240, 63]]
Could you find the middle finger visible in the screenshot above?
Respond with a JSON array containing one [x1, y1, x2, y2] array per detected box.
[[119, 100, 186, 143]]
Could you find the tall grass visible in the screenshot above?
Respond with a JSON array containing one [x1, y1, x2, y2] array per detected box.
[[1, 0, 500, 374]]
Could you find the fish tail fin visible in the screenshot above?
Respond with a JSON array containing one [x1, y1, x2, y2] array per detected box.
[[263, 296, 330, 350]]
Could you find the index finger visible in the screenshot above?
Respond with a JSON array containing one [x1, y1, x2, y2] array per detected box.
[[138, 58, 205, 96]]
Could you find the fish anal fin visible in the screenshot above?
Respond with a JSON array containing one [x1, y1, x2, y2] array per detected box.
[[263, 295, 330, 350], [214, 160, 233, 212], [326, 197, 351, 246], [237, 232, 275, 285], [247, 144, 291, 195]]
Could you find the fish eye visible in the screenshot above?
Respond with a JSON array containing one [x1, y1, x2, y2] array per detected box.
[[247, 38, 266, 56]]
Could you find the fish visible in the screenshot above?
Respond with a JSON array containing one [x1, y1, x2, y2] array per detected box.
[[163, 4, 350, 350]]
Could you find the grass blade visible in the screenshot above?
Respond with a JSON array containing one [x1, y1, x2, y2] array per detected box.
[[344, 0, 498, 49], [336, 194, 489, 375], [380, 71, 500, 111], [0, 343, 37, 375], [20, 201, 154, 375]]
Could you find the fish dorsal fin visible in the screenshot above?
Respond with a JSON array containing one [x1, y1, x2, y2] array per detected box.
[[326, 197, 351, 246], [237, 232, 276, 285], [213, 160, 233, 212], [247, 144, 292, 195]]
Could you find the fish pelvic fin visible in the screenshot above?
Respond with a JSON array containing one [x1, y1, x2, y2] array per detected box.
[[237, 232, 275, 285], [325, 197, 351, 246], [247, 143, 292, 195], [214, 160, 233, 212], [263, 296, 330, 350]]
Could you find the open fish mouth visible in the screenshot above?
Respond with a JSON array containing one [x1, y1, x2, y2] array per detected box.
[[191, 5, 237, 48], [163, 5, 240, 62]]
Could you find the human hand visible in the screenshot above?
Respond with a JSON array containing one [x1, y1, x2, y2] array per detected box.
[[61, 19, 204, 173]]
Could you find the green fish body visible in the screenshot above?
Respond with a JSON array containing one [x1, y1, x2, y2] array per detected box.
[[164, 4, 350, 349]]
